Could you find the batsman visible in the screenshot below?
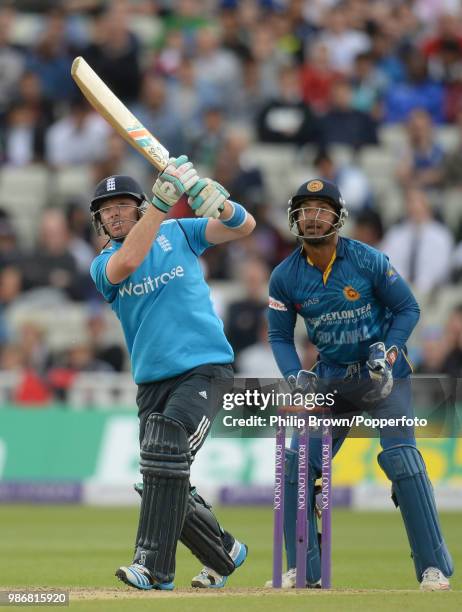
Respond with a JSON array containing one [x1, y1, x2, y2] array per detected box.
[[89, 157, 254, 589], [267, 179, 453, 590]]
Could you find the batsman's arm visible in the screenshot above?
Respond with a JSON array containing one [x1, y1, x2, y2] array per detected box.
[[205, 201, 256, 244], [106, 206, 167, 284], [106, 156, 199, 284]]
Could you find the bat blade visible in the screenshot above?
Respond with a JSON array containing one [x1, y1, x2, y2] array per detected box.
[[71, 56, 169, 171]]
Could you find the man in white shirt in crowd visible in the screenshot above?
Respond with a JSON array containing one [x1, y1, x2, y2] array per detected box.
[[381, 187, 453, 294]]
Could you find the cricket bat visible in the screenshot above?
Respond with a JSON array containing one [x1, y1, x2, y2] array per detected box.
[[71, 56, 170, 172]]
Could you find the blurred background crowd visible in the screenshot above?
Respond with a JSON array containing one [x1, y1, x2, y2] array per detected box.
[[1, 0, 462, 405]]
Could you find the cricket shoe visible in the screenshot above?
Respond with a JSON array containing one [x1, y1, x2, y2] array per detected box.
[[264, 569, 321, 588], [420, 567, 450, 591], [115, 563, 174, 591], [191, 539, 248, 588]]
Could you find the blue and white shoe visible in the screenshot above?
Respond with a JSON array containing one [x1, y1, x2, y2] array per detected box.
[[115, 563, 174, 591], [191, 539, 248, 588]]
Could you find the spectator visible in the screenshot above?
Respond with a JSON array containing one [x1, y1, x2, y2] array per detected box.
[[422, 13, 462, 76], [26, 8, 76, 104], [441, 108, 462, 186], [0, 264, 22, 344], [65, 200, 95, 274], [161, 0, 209, 47], [218, 1, 251, 61], [237, 318, 281, 377], [352, 209, 384, 248], [231, 56, 267, 125], [319, 4, 370, 75], [0, 6, 25, 119], [65, 343, 114, 373], [168, 56, 217, 133], [268, 6, 304, 66], [249, 23, 285, 99], [230, 203, 292, 271], [20, 208, 88, 301], [15, 69, 54, 126], [442, 304, 462, 377], [188, 105, 227, 172], [131, 72, 186, 159], [1, 66, 54, 164], [415, 326, 447, 374], [350, 51, 387, 118], [319, 79, 378, 148], [313, 149, 374, 213], [381, 187, 453, 293], [15, 320, 52, 374], [92, 132, 146, 186], [83, 3, 141, 104], [225, 257, 269, 358], [193, 24, 242, 113], [452, 240, 462, 282], [256, 65, 319, 145], [384, 50, 445, 124], [395, 109, 445, 191], [213, 127, 265, 209], [86, 309, 125, 372], [369, 29, 406, 86], [45, 98, 111, 167], [442, 43, 462, 123], [300, 41, 339, 114], [154, 29, 186, 77], [0, 211, 23, 266]]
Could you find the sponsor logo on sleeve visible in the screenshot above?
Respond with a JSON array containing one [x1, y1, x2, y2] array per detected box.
[[269, 296, 288, 311]]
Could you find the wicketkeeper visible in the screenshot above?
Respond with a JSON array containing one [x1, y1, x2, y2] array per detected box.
[[89, 157, 254, 590], [266, 179, 453, 591]]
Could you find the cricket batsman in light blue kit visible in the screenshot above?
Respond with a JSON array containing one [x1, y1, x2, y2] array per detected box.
[[89, 156, 254, 590], [266, 178, 453, 590]]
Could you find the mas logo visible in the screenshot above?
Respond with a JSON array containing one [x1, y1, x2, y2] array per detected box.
[[307, 180, 323, 192], [343, 285, 361, 301]]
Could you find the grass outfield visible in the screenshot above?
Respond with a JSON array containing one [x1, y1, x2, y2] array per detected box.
[[0, 505, 460, 611]]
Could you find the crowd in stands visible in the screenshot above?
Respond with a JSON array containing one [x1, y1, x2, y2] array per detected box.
[[1, 0, 462, 404]]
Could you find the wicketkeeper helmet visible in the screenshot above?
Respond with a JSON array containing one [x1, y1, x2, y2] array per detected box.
[[287, 178, 348, 239]]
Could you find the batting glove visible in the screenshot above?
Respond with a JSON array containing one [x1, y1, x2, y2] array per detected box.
[[152, 155, 199, 213], [187, 178, 229, 219], [363, 342, 398, 403]]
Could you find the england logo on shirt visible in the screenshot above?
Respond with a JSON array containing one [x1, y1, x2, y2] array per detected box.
[[156, 234, 172, 252]]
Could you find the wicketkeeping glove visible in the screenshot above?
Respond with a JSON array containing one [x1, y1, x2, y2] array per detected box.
[[363, 342, 398, 403], [187, 178, 229, 219], [287, 369, 318, 395], [152, 155, 199, 213]]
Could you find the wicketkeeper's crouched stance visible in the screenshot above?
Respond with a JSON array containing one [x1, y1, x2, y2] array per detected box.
[[89, 157, 255, 590], [266, 179, 453, 591]]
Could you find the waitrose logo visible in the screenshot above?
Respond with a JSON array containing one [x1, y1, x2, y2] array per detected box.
[[118, 265, 184, 297]]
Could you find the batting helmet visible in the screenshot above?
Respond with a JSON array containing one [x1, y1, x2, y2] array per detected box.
[[90, 175, 149, 237]]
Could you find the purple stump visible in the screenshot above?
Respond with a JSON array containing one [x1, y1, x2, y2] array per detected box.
[[272, 420, 285, 588], [321, 422, 332, 588], [295, 419, 309, 588]]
